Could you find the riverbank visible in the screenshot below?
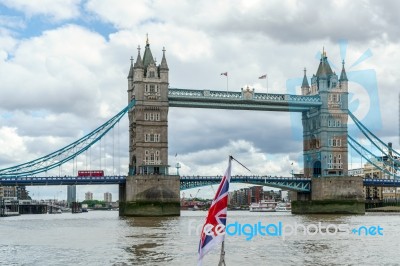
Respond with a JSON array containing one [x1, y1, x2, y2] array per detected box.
[[367, 206, 400, 212]]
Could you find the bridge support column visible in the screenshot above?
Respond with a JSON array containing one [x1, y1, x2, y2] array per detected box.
[[118, 183, 126, 216], [120, 174, 180, 217], [292, 176, 365, 214]]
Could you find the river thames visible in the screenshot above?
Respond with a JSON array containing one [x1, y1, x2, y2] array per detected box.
[[0, 210, 399, 265]]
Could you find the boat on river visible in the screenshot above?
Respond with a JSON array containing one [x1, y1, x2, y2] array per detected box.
[[249, 200, 277, 212], [275, 202, 291, 212]]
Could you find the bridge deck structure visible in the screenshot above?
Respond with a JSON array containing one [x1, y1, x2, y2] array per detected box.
[[168, 88, 322, 112], [1, 175, 400, 192]]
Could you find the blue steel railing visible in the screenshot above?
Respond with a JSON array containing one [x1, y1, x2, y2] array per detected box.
[[1, 175, 400, 191], [180, 175, 311, 191], [168, 88, 321, 112], [0, 176, 127, 186]]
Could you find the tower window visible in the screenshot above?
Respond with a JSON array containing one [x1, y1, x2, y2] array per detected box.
[[144, 133, 161, 142], [149, 71, 155, 78], [329, 138, 341, 147], [144, 149, 161, 165], [144, 112, 160, 121]]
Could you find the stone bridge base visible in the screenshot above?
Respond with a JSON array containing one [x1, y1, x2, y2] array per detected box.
[[119, 175, 180, 217], [291, 176, 365, 214]]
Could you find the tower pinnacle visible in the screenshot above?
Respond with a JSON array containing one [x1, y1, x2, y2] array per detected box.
[[302, 67, 310, 88], [340, 60, 348, 81], [134, 45, 143, 69], [128, 56, 134, 78], [160, 46, 168, 70]]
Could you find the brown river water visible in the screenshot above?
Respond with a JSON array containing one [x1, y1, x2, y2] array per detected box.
[[0, 210, 399, 265]]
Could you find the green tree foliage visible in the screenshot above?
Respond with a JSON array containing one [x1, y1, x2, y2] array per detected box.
[[81, 200, 105, 208]]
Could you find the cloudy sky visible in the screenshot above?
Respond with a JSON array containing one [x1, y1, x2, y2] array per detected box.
[[0, 0, 399, 200]]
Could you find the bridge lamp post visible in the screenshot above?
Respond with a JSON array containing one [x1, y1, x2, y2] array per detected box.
[[175, 162, 181, 176]]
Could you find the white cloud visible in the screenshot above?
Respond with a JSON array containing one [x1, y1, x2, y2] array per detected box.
[[174, 139, 301, 177], [85, 0, 154, 29], [0, 127, 29, 165], [2, 0, 81, 21]]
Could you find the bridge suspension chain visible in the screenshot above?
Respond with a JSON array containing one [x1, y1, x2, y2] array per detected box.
[[349, 111, 400, 175], [0, 100, 135, 178], [348, 136, 399, 179], [349, 111, 400, 162]]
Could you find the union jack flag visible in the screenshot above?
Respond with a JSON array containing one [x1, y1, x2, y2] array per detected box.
[[198, 156, 232, 265]]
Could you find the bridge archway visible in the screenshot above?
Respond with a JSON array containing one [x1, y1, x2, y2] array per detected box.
[[313, 160, 321, 177]]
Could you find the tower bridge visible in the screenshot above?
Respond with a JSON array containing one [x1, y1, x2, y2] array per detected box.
[[2, 175, 400, 194], [122, 39, 360, 216], [0, 38, 397, 216]]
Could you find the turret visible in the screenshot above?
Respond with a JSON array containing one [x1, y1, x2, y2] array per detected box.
[[301, 68, 310, 95], [339, 60, 348, 91], [315, 49, 333, 91], [127, 56, 134, 101], [159, 47, 169, 82], [133, 45, 144, 82]]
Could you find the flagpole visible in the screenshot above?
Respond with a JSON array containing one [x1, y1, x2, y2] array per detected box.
[[218, 156, 231, 266], [226, 75, 229, 92], [218, 240, 226, 266]]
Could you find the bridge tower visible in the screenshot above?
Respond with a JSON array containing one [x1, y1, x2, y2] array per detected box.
[[119, 37, 180, 216], [293, 50, 364, 214], [302, 50, 349, 178]]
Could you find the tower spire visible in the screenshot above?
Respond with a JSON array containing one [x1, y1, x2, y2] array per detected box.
[[160, 46, 168, 70], [302, 67, 310, 88], [316, 48, 333, 77], [127, 56, 134, 78], [142, 37, 155, 68], [340, 60, 348, 81], [134, 45, 143, 69]]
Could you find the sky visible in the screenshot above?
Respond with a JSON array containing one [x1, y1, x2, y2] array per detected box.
[[0, 0, 399, 200]]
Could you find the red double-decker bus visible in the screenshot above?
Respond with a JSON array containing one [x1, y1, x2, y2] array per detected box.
[[77, 170, 104, 177]]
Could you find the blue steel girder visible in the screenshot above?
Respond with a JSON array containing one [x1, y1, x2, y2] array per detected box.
[[0, 176, 127, 186], [179, 176, 311, 192], [168, 88, 321, 112], [363, 178, 400, 187], [2, 175, 400, 189]]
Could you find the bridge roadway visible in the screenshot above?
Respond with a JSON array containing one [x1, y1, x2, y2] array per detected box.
[[1, 175, 400, 192], [168, 88, 322, 112]]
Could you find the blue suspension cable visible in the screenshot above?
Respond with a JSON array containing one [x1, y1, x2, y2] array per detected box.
[[348, 135, 399, 178], [349, 111, 400, 157], [0, 100, 135, 178]]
